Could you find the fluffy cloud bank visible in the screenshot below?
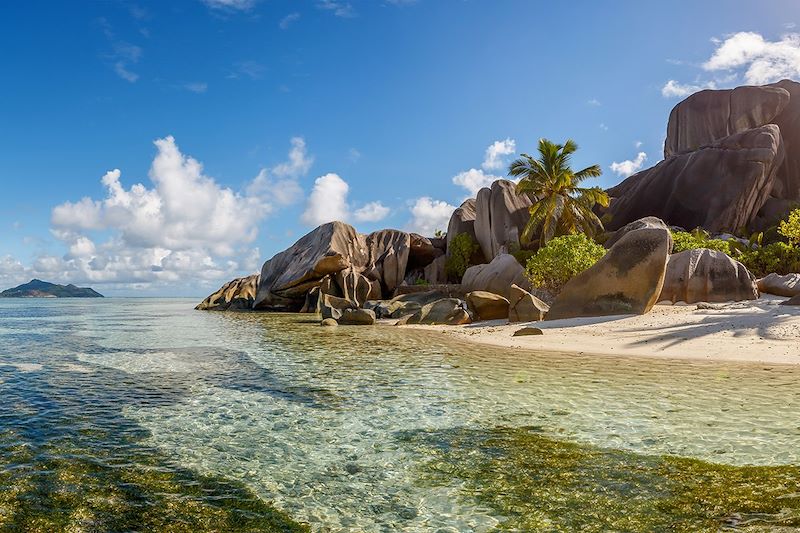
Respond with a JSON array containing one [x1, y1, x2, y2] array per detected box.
[[407, 197, 456, 235], [301, 173, 389, 226], [25, 136, 312, 292], [452, 138, 517, 196], [663, 31, 800, 98]]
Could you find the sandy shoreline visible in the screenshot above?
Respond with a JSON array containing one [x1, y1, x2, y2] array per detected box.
[[403, 296, 800, 365]]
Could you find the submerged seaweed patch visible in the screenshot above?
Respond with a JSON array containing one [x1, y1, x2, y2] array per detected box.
[[405, 426, 800, 531]]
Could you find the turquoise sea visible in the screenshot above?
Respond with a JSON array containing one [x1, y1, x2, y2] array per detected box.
[[2, 298, 800, 531]]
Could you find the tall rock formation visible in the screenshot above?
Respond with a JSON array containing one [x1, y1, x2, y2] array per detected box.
[[607, 79, 800, 232]]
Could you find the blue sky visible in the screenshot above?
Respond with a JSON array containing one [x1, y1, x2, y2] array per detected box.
[[1, 0, 799, 296]]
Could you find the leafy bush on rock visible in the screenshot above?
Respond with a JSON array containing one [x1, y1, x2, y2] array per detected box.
[[671, 229, 732, 255], [524, 233, 606, 294], [445, 233, 480, 282]]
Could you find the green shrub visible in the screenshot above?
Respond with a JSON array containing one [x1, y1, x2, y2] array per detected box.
[[739, 242, 800, 277], [511, 249, 536, 267], [445, 233, 480, 282], [779, 208, 800, 246], [414, 278, 430, 286], [671, 229, 732, 255], [525, 233, 606, 294]]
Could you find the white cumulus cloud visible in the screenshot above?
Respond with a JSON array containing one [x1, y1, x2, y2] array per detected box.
[[482, 138, 516, 171], [661, 79, 717, 98], [302, 173, 350, 226], [354, 201, 390, 222], [407, 197, 456, 236], [610, 152, 648, 178], [662, 31, 800, 99], [452, 138, 517, 196]]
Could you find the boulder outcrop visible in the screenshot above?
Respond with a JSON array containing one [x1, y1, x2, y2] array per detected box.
[[546, 227, 671, 320], [465, 291, 509, 320], [462, 254, 530, 299], [605, 125, 784, 233], [446, 199, 479, 256], [474, 180, 534, 260], [364, 229, 410, 295], [659, 248, 759, 304], [244, 221, 442, 311], [195, 274, 259, 311], [757, 273, 800, 297], [254, 222, 369, 310], [508, 284, 549, 322]]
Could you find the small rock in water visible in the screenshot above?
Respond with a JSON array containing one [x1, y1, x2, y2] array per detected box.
[[513, 326, 544, 337], [320, 318, 338, 327]]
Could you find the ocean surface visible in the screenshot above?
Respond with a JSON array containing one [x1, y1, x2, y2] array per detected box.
[[2, 298, 800, 531]]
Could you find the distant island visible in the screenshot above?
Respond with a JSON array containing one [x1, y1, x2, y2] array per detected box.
[[0, 279, 104, 298]]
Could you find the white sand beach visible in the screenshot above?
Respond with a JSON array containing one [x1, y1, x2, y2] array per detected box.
[[404, 296, 800, 365]]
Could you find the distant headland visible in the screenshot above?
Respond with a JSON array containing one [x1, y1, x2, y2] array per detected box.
[[0, 279, 104, 298]]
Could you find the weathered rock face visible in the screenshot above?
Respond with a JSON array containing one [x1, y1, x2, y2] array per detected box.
[[473, 180, 534, 261], [546, 227, 671, 320], [249, 222, 442, 311], [446, 199, 478, 256], [606, 80, 800, 232], [508, 284, 549, 323], [364, 230, 410, 295], [664, 85, 790, 158], [659, 248, 759, 304], [403, 298, 472, 325], [605, 125, 784, 233], [757, 273, 800, 297], [462, 254, 530, 299], [465, 291, 509, 320], [254, 222, 369, 310], [423, 255, 447, 285], [604, 217, 672, 250], [196, 274, 259, 311]]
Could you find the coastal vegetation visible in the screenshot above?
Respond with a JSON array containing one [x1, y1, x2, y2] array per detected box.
[[670, 229, 733, 255], [523, 234, 605, 294], [510, 139, 609, 247], [444, 233, 480, 281]]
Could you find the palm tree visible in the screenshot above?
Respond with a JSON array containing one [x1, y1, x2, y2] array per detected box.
[[509, 138, 609, 247]]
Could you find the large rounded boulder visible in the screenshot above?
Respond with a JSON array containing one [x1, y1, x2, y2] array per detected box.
[[465, 291, 509, 320], [546, 227, 671, 320], [659, 248, 759, 304], [508, 284, 549, 322], [462, 254, 530, 299]]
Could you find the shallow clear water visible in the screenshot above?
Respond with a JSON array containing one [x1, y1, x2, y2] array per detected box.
[[2, 298, 800, 531]]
